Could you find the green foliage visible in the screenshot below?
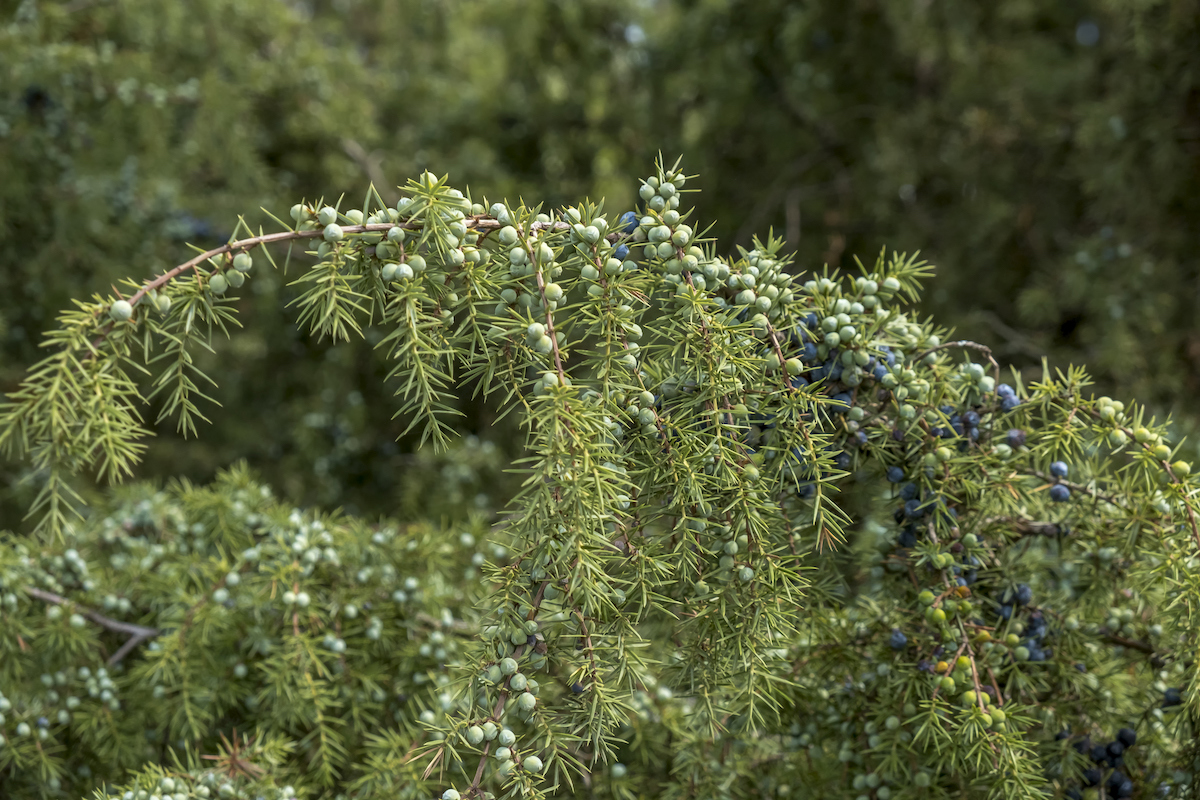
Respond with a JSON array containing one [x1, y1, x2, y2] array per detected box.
[[0, 162, 1199, 800], [8, 0, 1200, 530], [0, 464, 497, 797], [0, 0, 650, 524]]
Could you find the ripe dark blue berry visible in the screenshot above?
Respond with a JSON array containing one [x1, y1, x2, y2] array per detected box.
[[1050, 461, 1069, 479], [886, 466, 905, 483], [1050, 484, 1071, 503], [1116, 727, 1136, 748], [619, 211, 638, 234], [1005, 429, 1026, 448], [889, 629, 907, 650]]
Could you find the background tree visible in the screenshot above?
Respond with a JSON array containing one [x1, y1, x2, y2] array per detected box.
[[642, 0, 1200, 413]]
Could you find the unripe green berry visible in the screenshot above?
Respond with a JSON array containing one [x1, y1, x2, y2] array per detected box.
[[523, 755, 543, 774], [323, 223, 344, 242], [232, 252, 253, 272], [109, 300, 134, 321], [208, 274, 229, 295]]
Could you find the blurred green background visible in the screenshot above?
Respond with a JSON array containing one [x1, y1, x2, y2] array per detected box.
[[2, 0, 1197, 523]]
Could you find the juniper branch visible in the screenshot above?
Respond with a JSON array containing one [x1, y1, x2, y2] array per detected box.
[[25, 586, 160, 665]]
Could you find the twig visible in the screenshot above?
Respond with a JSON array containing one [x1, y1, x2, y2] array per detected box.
[[25, 586, 159, 665], [913, 339, 1001, 388]]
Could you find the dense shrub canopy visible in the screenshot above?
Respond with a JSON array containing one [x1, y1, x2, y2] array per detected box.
[[0, 162, 1197, 800]]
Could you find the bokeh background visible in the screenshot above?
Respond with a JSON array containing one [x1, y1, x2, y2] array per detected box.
[[2, 0, 1198, 523]]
